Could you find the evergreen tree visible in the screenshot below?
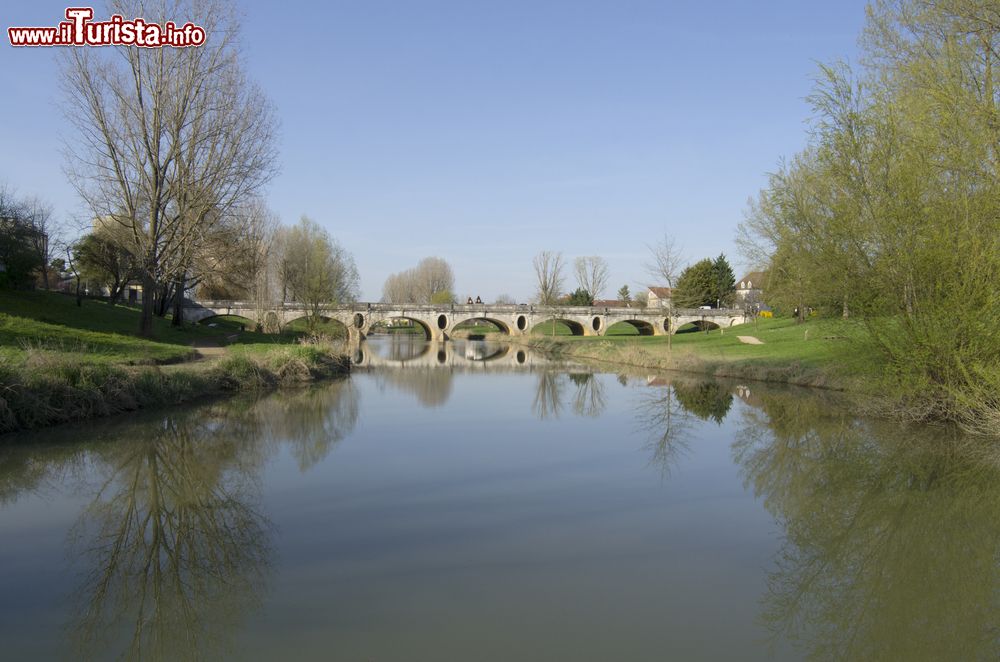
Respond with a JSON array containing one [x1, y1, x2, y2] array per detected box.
[[674, 259, 715, 307], [567, 288, 593, 306], [617, 284, 631, 305], [712, 253, 736, 307]]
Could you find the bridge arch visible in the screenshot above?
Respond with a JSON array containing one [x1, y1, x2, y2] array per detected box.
[[451, 317, 511, 335], [285, 315, 350, 338], [677, 319, 721, 333], [369, 316, 435, 340], [531, 318, 585, 336], [606, 319, 656, 336], [196, 313, 256, 330]]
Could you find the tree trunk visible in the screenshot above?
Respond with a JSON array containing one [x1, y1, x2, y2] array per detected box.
[[140, 270, 156, 337], [109, 279, 123, 304], [156, 282, 173, 317], [172, 273, 186, 326]]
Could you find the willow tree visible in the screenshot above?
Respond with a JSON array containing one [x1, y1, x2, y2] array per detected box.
[[61, 0, 277, 336]]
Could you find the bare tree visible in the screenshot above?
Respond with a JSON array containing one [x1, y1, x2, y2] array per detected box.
[[381, 257, 455, 304], [381, 272, 412, 304], [22, 197, 58, 289], [414, 257, 454, 303], [240, 201, 281, 332], [61, 0, 277, 336], [646, 234, 685, 350], [573, 256, 609, 302], [494, 293, 516, 305], [533, 250, 565, 305]]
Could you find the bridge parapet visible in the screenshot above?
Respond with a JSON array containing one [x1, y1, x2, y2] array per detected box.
[[183, 300, 747, 339]]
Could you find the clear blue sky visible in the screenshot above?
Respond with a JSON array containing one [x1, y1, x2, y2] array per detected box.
[[1, 1, 868, 301]]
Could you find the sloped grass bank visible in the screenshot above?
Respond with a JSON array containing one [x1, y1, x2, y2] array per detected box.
[[516, 317, 880, 391], [515, 316, 1000, 435], [0, 343, 350, 434], [0, 291, 351, 434]]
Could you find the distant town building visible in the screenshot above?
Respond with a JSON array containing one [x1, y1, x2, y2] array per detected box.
[[736, 271, 768, 304], [647, 287, 672, 308]]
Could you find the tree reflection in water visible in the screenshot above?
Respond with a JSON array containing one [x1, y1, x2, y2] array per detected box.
[[671, 381, 732, 424], [532, 371, 566, 420], [734, 388, 1000, 661], [374, 369, 454, 408], [59, 380, 361, 660], [244, 379, 360, 471], [70, 413, 271, 661], [569, 373, 606, 418], [633, 378, 733, 477]]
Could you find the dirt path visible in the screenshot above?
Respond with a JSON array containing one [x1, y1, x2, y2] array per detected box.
[[188, 337, 229, 361], [737, 336, 764, 345]]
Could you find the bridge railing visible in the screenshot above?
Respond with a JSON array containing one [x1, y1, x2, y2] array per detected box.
[[186, 300, 745, 317]]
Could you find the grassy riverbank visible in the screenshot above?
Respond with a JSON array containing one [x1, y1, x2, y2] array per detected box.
[[524, 317, 1000, 436], [0, 291, 350, 434], [521, 316, 882, 390]]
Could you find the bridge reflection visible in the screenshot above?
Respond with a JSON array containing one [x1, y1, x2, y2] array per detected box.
[[351, 337, 551, 370]]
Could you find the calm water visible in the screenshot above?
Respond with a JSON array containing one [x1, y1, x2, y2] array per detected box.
[[1, 337, 997, 661]]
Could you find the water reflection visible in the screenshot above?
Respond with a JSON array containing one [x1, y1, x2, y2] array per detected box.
[[569, 373, 606, 418], [0, 381, 361, 661], [356, 338, 601, 415], [70, 412, 272, 661], [231, 379, 360, 471], [672, 381, 732, 423], [4, 358, 1000, 660], [734, 388, 1000, 661], [532, 371, 566, 420], [633, 383, 696, 478], [352, 337, 547, 370], [374, 368, 454, 408]]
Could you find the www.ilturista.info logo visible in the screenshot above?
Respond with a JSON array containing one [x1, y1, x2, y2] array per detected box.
[[8, 7, 206, 48]]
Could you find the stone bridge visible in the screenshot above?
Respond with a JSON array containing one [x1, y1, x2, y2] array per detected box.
[[183, 300, 747, 341]]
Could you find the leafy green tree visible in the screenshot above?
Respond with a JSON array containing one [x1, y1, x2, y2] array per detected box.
[[0, 188, 42, 289], [282, 216, 359, 331], [736, 0, 1000, 431], [566, 288, 593, 306], [674, 259, 715, 308], [429, 289, 456, 304], [617, 284, 631, 305], [73, 231, 141, 304]]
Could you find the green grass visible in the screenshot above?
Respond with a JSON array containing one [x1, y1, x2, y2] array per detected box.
[[283, 316, 349, 337], [368, 322, 425, 335], [0, 290, 297, 368], [531, 320, 579, 336], [526, 316, 884, 388], [605, 321, 643, 336], [0, 291, 351, 433]]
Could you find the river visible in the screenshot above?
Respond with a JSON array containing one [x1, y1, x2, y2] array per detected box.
[[0, 336, 996, 661]]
